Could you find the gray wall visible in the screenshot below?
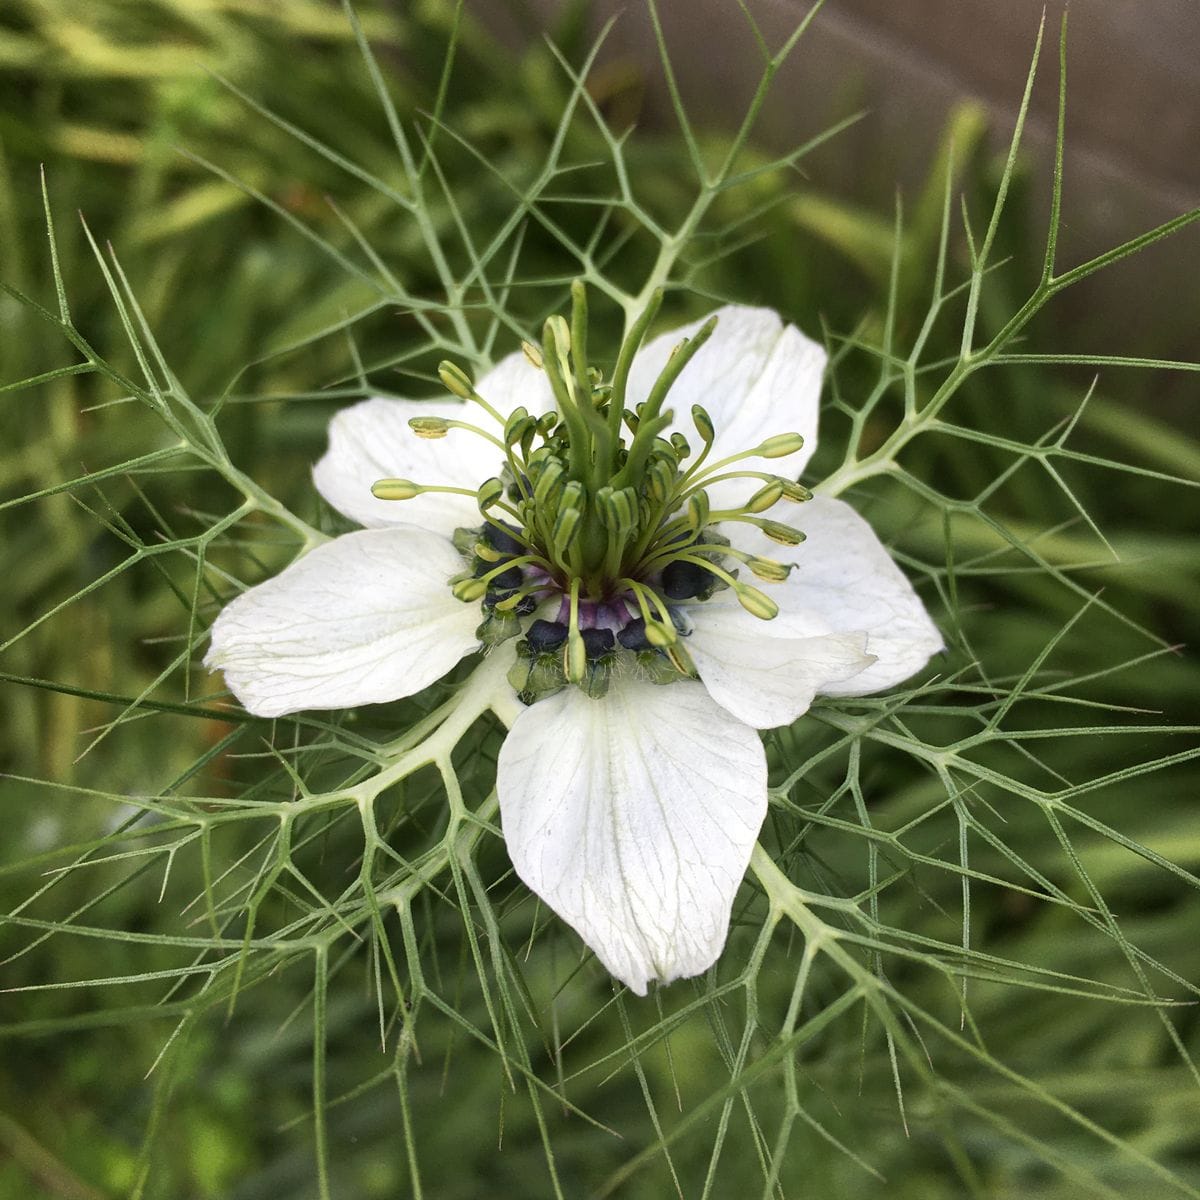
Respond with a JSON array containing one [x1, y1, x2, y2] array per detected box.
[[489, 0, 1200, 366]]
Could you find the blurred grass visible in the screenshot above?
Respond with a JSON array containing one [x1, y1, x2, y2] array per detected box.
[[1, 2, 1199, 1198]]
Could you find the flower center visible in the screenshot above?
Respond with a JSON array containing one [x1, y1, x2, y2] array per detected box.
[[372, 285, 813, 704]]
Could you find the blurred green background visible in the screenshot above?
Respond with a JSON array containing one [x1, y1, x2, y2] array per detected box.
[[2, 2, 1199, 1198]]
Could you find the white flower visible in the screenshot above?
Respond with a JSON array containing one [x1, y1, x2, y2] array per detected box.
[[205, 304, 942, 995]]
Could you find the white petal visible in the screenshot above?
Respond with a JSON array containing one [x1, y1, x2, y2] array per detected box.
[[726, 495, 943, 696], [205, 528, 480, 717], [474, 350, 556, 420], [685, 598, 874, 728], [311, 351, 554, 533], [313, 396, 497, 534], [497, 678, 767, 995], [627, 306, 825, 507]]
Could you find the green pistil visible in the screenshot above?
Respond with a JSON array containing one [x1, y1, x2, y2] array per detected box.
[[493, 582, 543, 613], [607, 290, 662, 454], [569, 281, 593, 420]]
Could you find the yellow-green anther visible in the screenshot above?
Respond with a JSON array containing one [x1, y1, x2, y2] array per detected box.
[[504, 405, 530, 444], [736, 584, 779, 620], [691, 404, 715, 446], [645, 620, 676, 647], [438, 361, 474, 400], [505, 415, 535, 453], [474, 541, 504, 563], [372, 478, 420, 500], [537, 411, 558, 436], [551, 510, 581, 560], [533, 457, 566, 508], [408, 416, 449, 439], [747, 480, 785, 513], [477, 477, 505, 511], [559, 479, 585, 512], [670, 431, 691, 459], [452, 577, 488, 603], [552, 483, 584, 555], [546, 315, 573, 385], [747, 556, 792, 582], [545, 314, 570, 347], [598, 485, 637, 533], [687, 490, 710, 530], [521, 340, 543, 369], [780, 480, 813, 502], [493, 590, 525, 612], [647, 457, 675, 502], [564, 631, 587, 683], [759, 519, 806, 546], [757, 432, 805, 459], [624, 408, 639, 434], [665, 642, 696, 676]]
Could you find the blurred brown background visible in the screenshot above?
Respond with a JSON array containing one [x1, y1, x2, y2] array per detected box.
[[491, 0, 1200, 368]]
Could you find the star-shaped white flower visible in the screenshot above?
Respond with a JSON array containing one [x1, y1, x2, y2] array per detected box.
[[205, 305, 942, 995]]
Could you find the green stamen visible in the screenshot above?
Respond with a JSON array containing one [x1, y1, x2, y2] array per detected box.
[[564, 578, 586, 683]]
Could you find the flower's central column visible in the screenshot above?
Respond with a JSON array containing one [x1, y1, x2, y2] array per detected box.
[[372, 284, 813, 703]]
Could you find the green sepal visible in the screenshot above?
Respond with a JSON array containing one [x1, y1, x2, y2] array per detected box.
[[476, 610, 522, 646], [512, 651, 569, 705], [582, 658, 612, 699], [506, 648, 532, 694], [636, 650, 684, 684]]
